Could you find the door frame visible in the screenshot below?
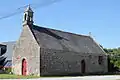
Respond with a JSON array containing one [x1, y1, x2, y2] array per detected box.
[[81, 60, 86, 74], [22, 58, 27, 76]]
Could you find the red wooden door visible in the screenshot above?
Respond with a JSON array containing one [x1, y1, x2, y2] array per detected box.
[[22, 59, 27, 76]]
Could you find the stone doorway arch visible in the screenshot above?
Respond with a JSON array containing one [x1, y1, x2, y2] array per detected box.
[[22, 58, 27, 76], [81, 60, 86, 74]]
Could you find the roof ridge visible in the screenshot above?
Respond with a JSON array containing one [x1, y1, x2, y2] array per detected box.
[[33, 25, 90, 38]]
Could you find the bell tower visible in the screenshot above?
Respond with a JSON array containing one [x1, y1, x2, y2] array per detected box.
[[23, 5, 34, 26]]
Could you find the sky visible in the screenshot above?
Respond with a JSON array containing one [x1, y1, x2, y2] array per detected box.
[[0, 0, 120, 48]]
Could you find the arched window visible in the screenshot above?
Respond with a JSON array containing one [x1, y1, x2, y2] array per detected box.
[[30, 17, 33, 21], [24, 14, 27, 21]]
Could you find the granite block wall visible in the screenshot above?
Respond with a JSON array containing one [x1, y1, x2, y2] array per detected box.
[[12, 25, 40, 76], [40, 48, 108, 76]]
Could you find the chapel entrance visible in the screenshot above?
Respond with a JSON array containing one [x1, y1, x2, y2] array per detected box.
[[81, 60, 85, 74], [22, 58, 27, 76]]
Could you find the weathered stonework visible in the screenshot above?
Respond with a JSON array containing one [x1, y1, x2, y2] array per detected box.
[[12, 6, 108, 76], [12, 25, 40, 76], [40, 48, 108, 76]]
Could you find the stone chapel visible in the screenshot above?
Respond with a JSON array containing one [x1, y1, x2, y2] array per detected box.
[[12, 6, 108, 76]]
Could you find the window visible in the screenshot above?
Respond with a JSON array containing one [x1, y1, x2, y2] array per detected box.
[[24, 14, 27, 21], [98, 56, 103, 65], [30, 17, 33, 21]]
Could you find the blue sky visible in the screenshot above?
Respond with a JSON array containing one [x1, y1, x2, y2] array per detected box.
[[0, 0, 120, 48]]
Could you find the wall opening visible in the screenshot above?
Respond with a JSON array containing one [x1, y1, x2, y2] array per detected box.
[[22, 58, 27, 76], [98, 56, 103, 65], [81, 60, 86, 74]]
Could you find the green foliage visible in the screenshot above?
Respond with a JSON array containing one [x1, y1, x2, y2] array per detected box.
[[104, 47, 120, 69], [4, 68, 12, 74]]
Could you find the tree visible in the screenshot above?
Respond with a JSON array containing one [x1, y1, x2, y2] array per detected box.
[[103, 47, 120, 72]]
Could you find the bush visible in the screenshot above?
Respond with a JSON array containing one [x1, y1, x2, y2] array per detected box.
[[4, 68, 12, 74]]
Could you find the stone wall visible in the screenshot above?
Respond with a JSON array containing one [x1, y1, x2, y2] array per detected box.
[[12, 25, 40, 76], [40, 48, 108, 76], [12, 24, 108, 76]]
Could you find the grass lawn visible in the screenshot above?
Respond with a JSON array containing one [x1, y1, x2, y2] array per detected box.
[[0, 74, 40, 79]]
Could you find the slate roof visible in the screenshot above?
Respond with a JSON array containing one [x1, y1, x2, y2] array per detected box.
[[0, 44, 7, 56], [4, 60, 12, 68], [31, 25, 106, 54], [2, 41, 16, 60], [0, 43, 6, 46]]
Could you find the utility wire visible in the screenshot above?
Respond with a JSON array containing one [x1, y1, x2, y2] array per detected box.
[[0, 0, 62, 20], [32, 0, 63, 9], [0, 4, 29, 20], [0, 10, 22, 20]]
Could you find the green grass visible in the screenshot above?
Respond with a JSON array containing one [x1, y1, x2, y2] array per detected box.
[[0, 74, 40, 79]]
